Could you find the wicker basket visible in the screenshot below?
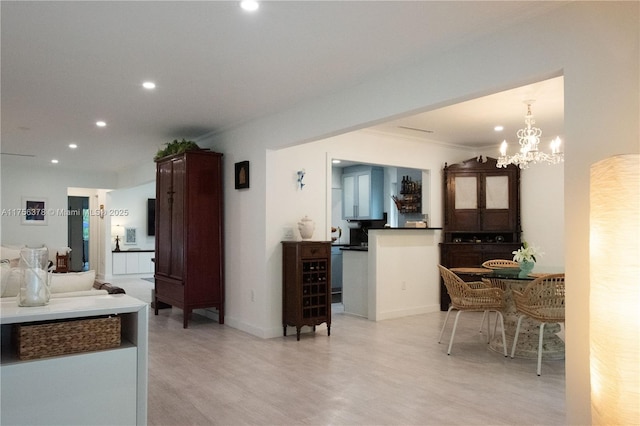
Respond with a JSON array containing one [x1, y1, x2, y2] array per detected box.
[[14, 316, 121, 360]]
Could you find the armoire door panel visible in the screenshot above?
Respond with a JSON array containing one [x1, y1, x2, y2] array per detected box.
[[169, 158, 185, 280], [450, 210, 480, 231], [155, 161, 173, 277]]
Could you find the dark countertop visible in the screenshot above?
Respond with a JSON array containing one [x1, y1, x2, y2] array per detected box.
[[368, 227, 442, 230], [339, 246, 369, 252]]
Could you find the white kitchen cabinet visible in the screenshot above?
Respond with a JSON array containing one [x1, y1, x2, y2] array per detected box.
[[342, 166, 384, 220], [0, 295, 148, 425]]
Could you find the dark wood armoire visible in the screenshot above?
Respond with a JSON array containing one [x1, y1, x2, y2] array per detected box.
[[154, 150, 224, 328], [439, 156, 521, 310]]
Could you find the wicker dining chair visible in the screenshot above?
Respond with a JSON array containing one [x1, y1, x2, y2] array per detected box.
[[478, 274, 512, 332], [437, 265, 507, 356], [478, 257, 519, 331], [481, 259, 519, 269], [510, 273, 565, 375]]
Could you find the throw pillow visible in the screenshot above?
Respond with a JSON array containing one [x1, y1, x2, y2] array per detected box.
[[1, 245, 23, 262], [0, 263, 21, 297], [50, 270, 96, 293]]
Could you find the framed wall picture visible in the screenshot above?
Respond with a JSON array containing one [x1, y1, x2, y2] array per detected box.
[[124, 227, 137, 244], [21, 196, 48, 225], [235, 161, 250, 189]]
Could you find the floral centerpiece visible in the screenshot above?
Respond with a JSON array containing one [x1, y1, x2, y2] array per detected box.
[[512, 241, 542, 273]]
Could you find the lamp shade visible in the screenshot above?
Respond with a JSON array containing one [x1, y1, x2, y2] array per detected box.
[[590, 154, 640, 425]]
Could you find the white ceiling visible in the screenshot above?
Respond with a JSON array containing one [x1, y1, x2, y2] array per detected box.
[[1, 1, 565, 174], [370, 75, 564, 149]]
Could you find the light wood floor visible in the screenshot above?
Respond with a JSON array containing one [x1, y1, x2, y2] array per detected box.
[[113, 278, 565, 425]]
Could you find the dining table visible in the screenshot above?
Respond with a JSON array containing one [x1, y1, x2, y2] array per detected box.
[[450, 266, 565, 360]]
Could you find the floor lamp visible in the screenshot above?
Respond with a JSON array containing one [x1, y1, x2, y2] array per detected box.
[[590, 154, 640, 425]]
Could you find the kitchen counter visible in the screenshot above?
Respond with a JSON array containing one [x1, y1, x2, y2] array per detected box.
[[369, 228, 442, 320]]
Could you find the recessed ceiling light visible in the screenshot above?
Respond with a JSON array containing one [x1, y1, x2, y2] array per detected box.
[[68, 143, 78, 149], [494, 125, 504, 132], [240, 0, 259, 12], [332, 159, 341, 164], [142, 81, 156, 89], [96, 121, 106, 127], [51, 159, 59, 164]]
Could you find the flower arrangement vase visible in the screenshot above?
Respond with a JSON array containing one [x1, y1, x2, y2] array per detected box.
[[519, 260, 535, 277]]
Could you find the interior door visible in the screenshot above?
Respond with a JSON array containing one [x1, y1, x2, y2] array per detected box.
[[67, 196, 88, 272]]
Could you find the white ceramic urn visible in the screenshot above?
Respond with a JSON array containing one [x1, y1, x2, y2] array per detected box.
[[297, 215, 315, 240]]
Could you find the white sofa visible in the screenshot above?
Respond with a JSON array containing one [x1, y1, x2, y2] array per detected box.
[[1, 245, 124, 299]]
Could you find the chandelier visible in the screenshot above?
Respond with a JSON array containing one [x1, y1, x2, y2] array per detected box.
[[497, 101, 564, 169]]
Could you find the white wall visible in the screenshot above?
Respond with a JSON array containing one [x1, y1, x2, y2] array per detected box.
[[0, 159, 117, 249], [0, 161, 155, 279], [216, 129, 475, 338], [205, 4, 638, 424], [220, 125, 565, 336], [101, 182, 155, 279], [521, 163, 565, 269], [108, 182, 156, 251]]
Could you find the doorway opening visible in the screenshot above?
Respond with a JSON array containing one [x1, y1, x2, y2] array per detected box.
[[68, 196, 89, 271]]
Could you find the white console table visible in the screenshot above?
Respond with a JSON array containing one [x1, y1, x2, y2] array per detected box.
[[1, 295, 148, 425], [112, 250, 155, 275]]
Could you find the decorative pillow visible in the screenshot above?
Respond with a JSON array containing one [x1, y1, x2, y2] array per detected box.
[[50, 270, 96, 294], [50, 289, 108, 298], [0, 263, 21, 297], [1, 245, 23, 262]]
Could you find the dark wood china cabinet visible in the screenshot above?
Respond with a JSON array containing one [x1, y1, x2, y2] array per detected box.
[[439, 156, 521, 310], [154, 150, 224, 328]]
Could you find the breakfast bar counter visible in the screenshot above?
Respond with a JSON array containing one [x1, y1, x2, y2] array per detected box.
[[340, 228, 443, 321]]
